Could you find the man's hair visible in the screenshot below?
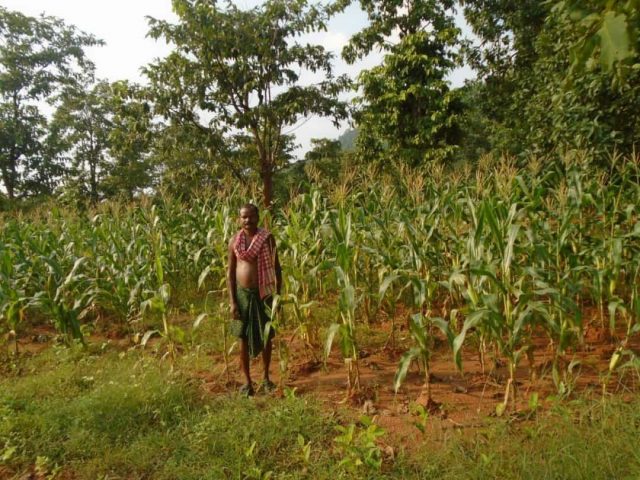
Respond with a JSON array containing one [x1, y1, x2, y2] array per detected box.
[[240, 203, 259, 217]]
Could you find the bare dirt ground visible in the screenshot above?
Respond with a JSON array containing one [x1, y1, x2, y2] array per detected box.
[[192, 311, 640, 447], [6, 308, 639, 449]]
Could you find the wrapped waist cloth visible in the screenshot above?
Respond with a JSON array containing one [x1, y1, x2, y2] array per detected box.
[[231, 287, 275, 357]]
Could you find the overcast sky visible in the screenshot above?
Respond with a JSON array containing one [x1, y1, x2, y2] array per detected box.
[[3, 0, 475, 156]]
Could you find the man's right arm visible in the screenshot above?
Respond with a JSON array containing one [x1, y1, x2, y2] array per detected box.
[[227, 237, 239, 319]]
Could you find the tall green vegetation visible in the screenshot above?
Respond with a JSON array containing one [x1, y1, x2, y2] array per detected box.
[[48, 80, 113, 204], [101, 81, 155, 199], [145, 0, 349, 208], [343, 0, 463, 165], [2, 1, 637, 204], [460, 0, 640, 158], [2, 154, 639, 405], [0, 7, 101, 199], [561, 0, 639, 83]]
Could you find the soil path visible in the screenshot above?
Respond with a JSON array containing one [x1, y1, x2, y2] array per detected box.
[[7, 313, 639, 448]]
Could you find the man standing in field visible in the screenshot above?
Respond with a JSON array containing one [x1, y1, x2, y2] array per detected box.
[[227, 203, 282, 396]]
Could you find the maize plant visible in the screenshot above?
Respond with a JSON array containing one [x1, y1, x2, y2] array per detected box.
[[0, 152, 639, 407], [323, 205, 361, 395]]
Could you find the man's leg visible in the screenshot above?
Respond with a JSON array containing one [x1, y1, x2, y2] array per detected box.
[[240, 337, 252, 389], [262, 337, 272, 382]]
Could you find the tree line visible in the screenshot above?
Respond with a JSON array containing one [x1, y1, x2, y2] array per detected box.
[[1, 0, 638, 209]]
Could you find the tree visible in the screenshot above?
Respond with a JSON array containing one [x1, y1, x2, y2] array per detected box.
[[460, 0, 640, 159], [303, 137, 343, 180], [49, 79, 157, 204], [49, 79, 112, 203], [0, 7, 101, 199], [459, 0, 548, 157], [305, 138, 342, 163], [103, 81, 155, 200], [456, 80, 492, 163], [145, 0, 349, 207], [559, 0, 639, 85], [343, 0, 463, 165]]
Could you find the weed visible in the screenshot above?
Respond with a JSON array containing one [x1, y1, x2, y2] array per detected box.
[[333, 416, 386, 475]]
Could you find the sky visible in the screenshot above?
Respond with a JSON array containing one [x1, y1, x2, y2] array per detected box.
[[2, 0, 475, 156]]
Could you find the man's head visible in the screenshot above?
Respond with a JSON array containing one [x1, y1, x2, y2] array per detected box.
[[239, 203, 259, 234]]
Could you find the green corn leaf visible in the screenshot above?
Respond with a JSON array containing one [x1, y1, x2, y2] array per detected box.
[[394, 347, 420, 393], [155, 251, 164, 285], [198, 265, 211, 289], [470, 268, 507, 294], [63, 257, 87, 286], [379, 274, 400, 300], [160, 283, 171, 304], [193, 246, 207, 265], [193, 313, 208, 329], [453, 309, 487, 370], [339, 323, 355, 358], [324, 322, 341, 361], [432, 316, 455, 347], [408, 313, 428, 350], [503, 224, 520, 277], [141, 329, 160, 347], [608, 299, 625, 333], [609, 347, 623, 372], [483, 201, 505, 254]]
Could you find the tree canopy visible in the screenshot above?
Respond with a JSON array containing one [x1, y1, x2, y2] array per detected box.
[[0, 7, 101, 199], [343, 0, 463, 166], [460, 0, 640, 159], [145, 0, 349, 207], [0, 1, 638, 207]]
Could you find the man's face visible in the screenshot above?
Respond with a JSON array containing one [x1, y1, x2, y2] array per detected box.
[[240, 207, 258, 233]]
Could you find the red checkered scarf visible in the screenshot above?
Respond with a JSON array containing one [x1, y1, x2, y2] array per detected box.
[[234, 228, 276, 300]]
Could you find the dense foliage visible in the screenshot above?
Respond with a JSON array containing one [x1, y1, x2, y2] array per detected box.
[[0, 1, 638, 205], [342, 0, 463, 165], [2, 154, 639, 405], [0, 7, 100, 200], [145, 0, 349, 207], [461, 0, 640, 159]]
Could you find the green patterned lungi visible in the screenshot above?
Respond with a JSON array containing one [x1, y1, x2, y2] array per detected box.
[[231, 287, 274, 357]]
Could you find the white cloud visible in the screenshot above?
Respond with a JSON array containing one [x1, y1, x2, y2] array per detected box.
[[1, 0, 176, 83], [304, 30, 349, 54]]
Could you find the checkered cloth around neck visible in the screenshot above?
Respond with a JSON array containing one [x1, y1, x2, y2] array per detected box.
[[234, 228, 276, 300]]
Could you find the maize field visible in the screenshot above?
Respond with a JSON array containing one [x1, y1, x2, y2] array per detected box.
[[2, 154, 640, 411]]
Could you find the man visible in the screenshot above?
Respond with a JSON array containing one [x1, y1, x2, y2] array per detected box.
[[227, 203, 282, 396]]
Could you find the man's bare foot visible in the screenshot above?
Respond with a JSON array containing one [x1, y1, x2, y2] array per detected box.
[[239, 383, 255, 397]]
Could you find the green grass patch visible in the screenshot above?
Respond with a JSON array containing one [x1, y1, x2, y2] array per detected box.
[[0, 348, 337, 479], [402, 398, 640, 480], [1, 347, 639, 479]]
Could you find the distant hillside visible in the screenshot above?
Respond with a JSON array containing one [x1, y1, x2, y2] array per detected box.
[[338, 129, 357, 151]]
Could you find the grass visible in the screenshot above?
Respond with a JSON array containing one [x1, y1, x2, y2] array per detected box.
[[1, 345, 639, 479], [0, 347, 336, 479], [404, 398, 640, 479]]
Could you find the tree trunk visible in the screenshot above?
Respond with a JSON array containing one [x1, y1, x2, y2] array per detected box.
[[1, 169, 14, 200], [261, 157, 273, 209], [5, 157, 17, 200], [90, 161, 98, 204]]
